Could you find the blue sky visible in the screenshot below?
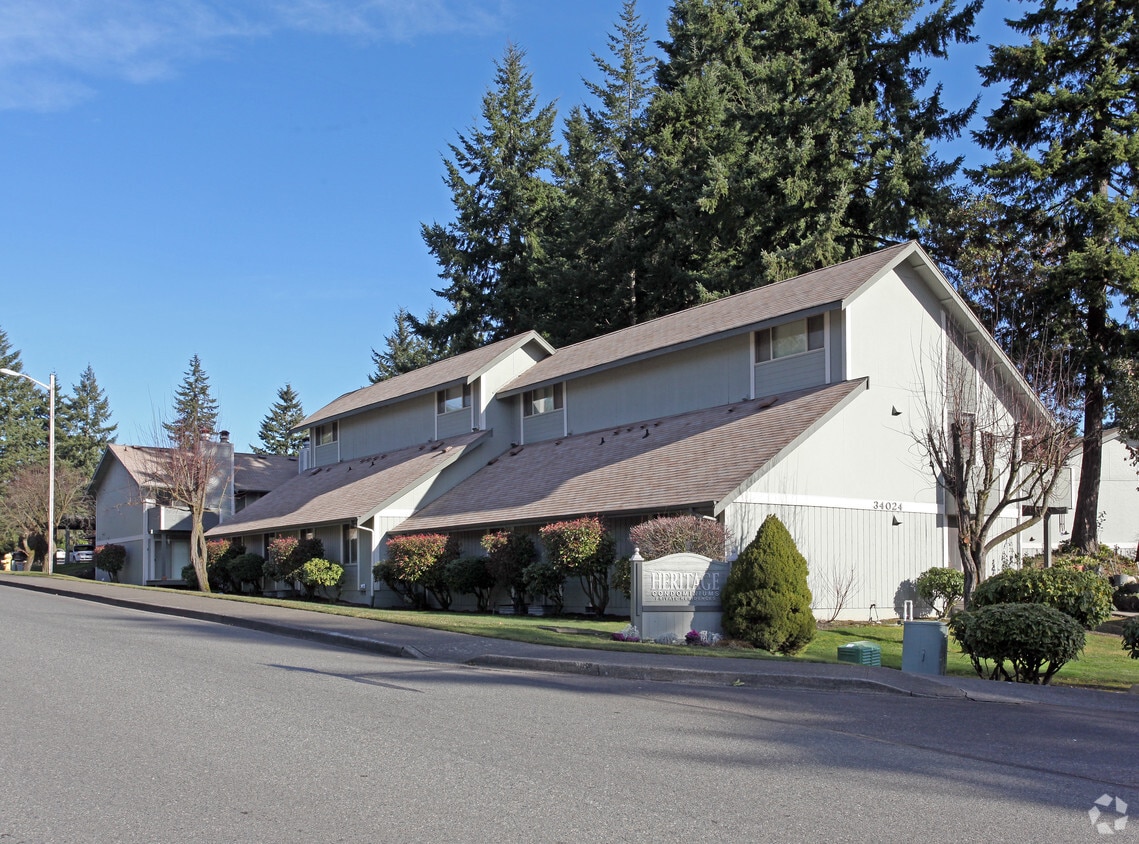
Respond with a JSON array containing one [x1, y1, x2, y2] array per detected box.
[[0, 0, 1016, 450]]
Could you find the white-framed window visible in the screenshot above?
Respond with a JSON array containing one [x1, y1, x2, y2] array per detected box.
[[523, 383, 564, 417], [755, 315, 825, 362], [436, 383, 472, 415], [316, 421, 338, 445]]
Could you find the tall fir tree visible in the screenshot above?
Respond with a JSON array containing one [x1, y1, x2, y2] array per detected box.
[[164, 354, 220, 446], [419, 43, 562, 352], [58, 364, 117, 477], [544, 0, 657, 345], [642, 0, 978, 313], [251, 384, 305, 456], [0, 327, 48, 487], [973, 0, 1139, 551], [369, 308, 449, 383]]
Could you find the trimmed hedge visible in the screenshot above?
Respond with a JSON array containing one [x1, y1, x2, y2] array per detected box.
[[950, 603, 1085, 684], [970, 566, 1113, 628], [913, 567, 964, 618]]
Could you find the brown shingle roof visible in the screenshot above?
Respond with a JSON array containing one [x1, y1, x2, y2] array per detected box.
[[296, 331, 554, 430], [234, 453, 298, 493], [500, 242, 913, 394], [396, 379, 867, 533], [206, 431, 489, 537]]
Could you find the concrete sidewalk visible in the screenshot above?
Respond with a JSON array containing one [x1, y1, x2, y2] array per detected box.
[[4, 573, 1137, 712]]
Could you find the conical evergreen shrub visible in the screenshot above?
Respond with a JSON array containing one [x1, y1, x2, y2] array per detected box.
[[721, 515, 816, 654]]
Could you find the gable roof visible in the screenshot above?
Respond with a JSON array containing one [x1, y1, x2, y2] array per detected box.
[[395, 379, 867, 533], [296, 331, 554, 430], [499, 242, 913, 395], [206, 430, 489, 537], [90, 444, 295, 495]]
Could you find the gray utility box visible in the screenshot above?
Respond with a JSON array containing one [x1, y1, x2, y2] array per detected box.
[[901, 620, 948, 675]]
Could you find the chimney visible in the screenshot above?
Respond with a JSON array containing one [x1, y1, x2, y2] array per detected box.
[[219, 430, 230, 443]]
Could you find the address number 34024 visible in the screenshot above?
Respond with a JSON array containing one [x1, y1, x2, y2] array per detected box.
[[872, 500, 903, 512]]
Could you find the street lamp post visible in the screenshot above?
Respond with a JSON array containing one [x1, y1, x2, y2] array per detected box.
[[0, 367, 56, 575]]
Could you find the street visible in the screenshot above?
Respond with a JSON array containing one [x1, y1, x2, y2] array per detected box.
[[1, 586, 1135, 843]]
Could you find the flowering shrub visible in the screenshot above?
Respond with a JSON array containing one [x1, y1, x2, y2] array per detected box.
[[383, 533, 461, 609], [685, 629, 722, 646], [629, 514, 726, 560], [685, 629, 702, 644], [611, 624, 640, 642], [264, 536, 323, 592], [94, 544, 127, 582], [539, 516, 614, 615]]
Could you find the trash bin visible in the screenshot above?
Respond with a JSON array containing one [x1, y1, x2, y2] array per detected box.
[[901, 620, 948, 675]]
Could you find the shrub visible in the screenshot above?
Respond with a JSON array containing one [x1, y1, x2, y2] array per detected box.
[[206, 539, 245, 592], [226, 553, 266, 594], [970, 566, 1113, 628], [522, 558, 566, 614], [444, 556, 496, 612], [950, 603, 1085, 684], [629, 514, 727, 560], [384, 533, 460, 610], [539, 517, 615, 615], [93, 544, 127, 582], [913, 567, 965, 618], [481, 531, 537, 613], [373, 559, 422, 608], [720, 515, 815, 655], [264, 536, 323, 592], [1122, 617, 1139, 660], [297, 558, 344, 600], [611, 556, 632, 600]]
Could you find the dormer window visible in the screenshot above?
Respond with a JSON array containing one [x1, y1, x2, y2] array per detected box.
[[316, 421, 338, 445], [524, 384, 563, 417], [755, 315, 825, 362], [437, 383, 472, 415]]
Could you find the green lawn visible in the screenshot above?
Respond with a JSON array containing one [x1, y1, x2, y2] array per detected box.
[[18, 573, 1139, 691]]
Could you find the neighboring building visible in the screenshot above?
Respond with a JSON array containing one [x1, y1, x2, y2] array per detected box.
[[1066, 429, 1139, 559], [89, 435, 296, 585], [208, 241, 1051, 619]]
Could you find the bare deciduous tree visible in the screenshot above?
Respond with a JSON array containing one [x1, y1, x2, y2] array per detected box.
[[914, 330, 1076, 605], [0, 462, 91, 564]]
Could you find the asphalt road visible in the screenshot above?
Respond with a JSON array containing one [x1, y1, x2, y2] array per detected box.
[[1, 587, 1135, 843]]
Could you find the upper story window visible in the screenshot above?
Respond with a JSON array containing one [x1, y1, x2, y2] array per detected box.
[[437, 383, 472, 415], [316, 421, 338, 445], [524, 383, 563, 417], [755, 315, 825, 363]]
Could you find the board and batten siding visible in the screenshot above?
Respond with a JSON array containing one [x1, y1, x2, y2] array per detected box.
[[725, 496, 946, 620], [566, 334, 752, 436], [753, 348, 826, 396], [335, 394, 437, 463], [522, 407, 565, 444]]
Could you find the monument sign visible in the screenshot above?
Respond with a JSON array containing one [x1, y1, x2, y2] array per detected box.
[[631, 552, 731, 641]]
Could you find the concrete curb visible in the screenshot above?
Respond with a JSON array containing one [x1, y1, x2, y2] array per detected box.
[[465, 654, 968, 698], [0, 576, 426, 661]]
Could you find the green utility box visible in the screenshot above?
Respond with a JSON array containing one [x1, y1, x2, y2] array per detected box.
[[836, 641, 881, 667]]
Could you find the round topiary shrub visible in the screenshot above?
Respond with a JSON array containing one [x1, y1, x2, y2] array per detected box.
[[913, 566, 964, 618], [226, 553, 266, 594], [949, 603, 1085, 684], [297, 558, 344, 600], [720, 515, 815, 655], [970, 566, 1113, 629], [1113, 581, 1139, 613]]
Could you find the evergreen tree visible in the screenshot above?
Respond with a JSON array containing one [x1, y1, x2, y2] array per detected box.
[[544, 0, 657, 345], [419, 43, 562, 352], [58, 364, 117, 477], [369, 308, 449, 383], [642, 0, 978, 313], [0, 327, 48, 488], [720, 514, 815, 655], [251, 383, 305, 456], [973, 0, 1139, 551], [164, 354, 219, 446]]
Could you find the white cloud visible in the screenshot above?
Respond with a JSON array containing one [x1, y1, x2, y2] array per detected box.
[[0, 0, 504, 111]]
